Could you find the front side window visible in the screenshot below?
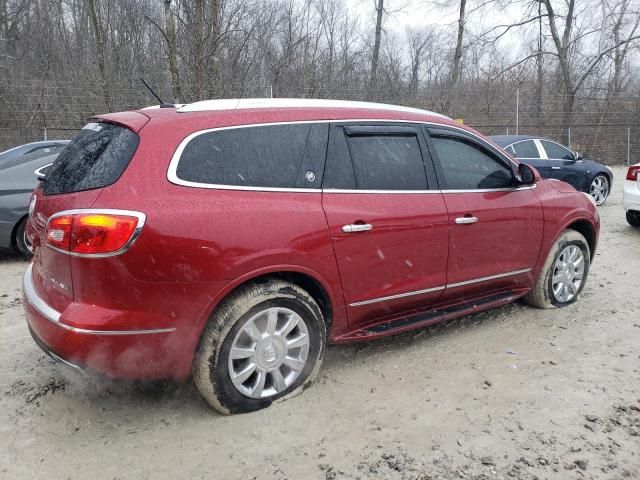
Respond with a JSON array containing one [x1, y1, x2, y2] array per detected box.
[[540, 140, 573, 160], [175, 124, 327, 189], [511, 140, 540, 159], [431, 136, 514, 190], [345, 132, 428, 190]]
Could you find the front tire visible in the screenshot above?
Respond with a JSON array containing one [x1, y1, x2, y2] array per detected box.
[[524, 230, 590, 309], [193, 280, 326, 414], [589, 174, 610, 206], [14, 218, 33, 259], [627, 211, 640, 227]]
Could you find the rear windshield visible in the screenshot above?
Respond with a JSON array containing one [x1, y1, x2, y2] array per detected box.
[[43, 122, 139, 195]]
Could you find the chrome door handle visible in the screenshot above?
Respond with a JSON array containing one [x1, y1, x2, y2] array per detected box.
[[342, 223, 373, 233], [455, 216, 478, 225], [551, 166, 561, 170]]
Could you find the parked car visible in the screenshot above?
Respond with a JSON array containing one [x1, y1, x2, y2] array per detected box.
[[22, 99, 599, 414], [491, 135, 613, 206], [624, 163, 640, 226], [0, 140, 68, 257]]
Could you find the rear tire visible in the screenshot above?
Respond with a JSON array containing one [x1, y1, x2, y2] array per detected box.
[[14, 218, 33, 259], [193, 280, 326, 414], [627, 211, 640, 227], [524, 230, 590, 309]]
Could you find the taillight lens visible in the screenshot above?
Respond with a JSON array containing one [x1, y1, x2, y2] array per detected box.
[[45, 211, 144, 256], [627, 166, 640, 181], [46, 215, 73, 251]]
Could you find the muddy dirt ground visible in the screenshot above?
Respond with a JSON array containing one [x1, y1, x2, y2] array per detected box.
[[1, 166, 639, 480]]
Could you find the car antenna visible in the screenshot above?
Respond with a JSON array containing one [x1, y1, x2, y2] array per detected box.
[[140, 78, 175, 108]]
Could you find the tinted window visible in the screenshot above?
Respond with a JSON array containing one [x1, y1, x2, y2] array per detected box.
[[345, 133, 427, 190], [540, 140, 573, 160], [176, 124, 327, 188], [511, 140, 540, 158], [44, 123, 139, 195], [431, 137, 514, 190]]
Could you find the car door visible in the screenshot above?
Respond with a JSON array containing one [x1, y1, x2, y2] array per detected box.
[[426, 127, 544, 302], [321, 123, 449, 328], [538, 139, 588, 190]]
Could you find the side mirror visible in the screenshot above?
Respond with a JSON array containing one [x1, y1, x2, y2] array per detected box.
[[518, 163, 540, 185], [573, 151, 583, 161]]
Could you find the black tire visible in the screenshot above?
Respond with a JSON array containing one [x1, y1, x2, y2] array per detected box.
[[14, 217, 33, 259], [524, 230, 590, 309], [193, 280, 326, 414], [627, 211, 640, 227]]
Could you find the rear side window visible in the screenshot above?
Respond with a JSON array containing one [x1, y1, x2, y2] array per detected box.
[[511, 140, 540, 158], [174, 124, 328, 189], [43, 123, 139, 195], [431, 136, 514, 190]]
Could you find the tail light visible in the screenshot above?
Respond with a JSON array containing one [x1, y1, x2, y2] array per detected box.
[[45, 210, 145, 256], [627, 166, 640, 181]]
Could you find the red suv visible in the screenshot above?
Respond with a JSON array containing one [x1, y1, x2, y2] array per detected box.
[[23, 99, 600, 414]]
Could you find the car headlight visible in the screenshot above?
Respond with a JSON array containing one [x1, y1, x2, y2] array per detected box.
[[583, 192, 597, 207]]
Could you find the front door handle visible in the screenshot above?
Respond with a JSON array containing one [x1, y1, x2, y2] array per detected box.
[[342, 223, 373, 233], [551, 166, 561, 170], [455, 216, 478, 225]]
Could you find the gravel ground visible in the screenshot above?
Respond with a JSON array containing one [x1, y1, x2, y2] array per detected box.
[[1, 166, 639, 480]]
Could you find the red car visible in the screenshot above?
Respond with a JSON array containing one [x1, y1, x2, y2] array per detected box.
[[23, 99, 599, 414]]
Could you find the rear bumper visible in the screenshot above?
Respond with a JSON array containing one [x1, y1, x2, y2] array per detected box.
[[22, 263, 192, 380], [623, 179, 640, 212]]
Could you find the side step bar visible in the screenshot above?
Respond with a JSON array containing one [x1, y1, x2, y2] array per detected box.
[[366, 292, 512, 334]]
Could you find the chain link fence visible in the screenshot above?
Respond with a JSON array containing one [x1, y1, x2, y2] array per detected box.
[[1, 82, 638, 165]]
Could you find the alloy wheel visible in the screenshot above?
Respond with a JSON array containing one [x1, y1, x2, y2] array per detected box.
[[228, 307, 310, 399], [551, 245, 585, 303], [589, 175, 609, 206]]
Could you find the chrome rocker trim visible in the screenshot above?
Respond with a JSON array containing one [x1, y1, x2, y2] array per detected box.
[[349, 268, 532, 307], [23, 263, 176, 336]]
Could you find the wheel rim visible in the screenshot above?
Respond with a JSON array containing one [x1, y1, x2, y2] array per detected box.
[[589, 175, 609, 206], [551, 245, 585, 303], [23, 228, 33, 254], [228, 306, 310, 399]]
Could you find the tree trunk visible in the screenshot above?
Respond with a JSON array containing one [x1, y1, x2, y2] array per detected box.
[[163, 0, 181, 102], [193, 0, 205, 100], [87, 0, 112, 111], [450, 0, 466, 86], [368, 0, 384, 100]]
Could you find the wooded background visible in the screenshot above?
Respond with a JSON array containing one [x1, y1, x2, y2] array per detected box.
[[1, 0, 639, 163]]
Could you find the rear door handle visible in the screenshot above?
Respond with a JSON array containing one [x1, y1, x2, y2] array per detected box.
[[455, 216, 478, 225], [342, 223, 373, 233], [552, 166, 561, 170]]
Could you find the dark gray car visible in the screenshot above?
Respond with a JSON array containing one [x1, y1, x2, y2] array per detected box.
[[0, 141, 69, 257]]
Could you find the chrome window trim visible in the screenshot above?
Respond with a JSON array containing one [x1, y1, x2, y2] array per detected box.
[[23, 263, 176, 335], [167, 119, 519, 192], [348, 268, 532, 307], [45, 208, 146, 258], [323, 184, 536, 195], [34, 162, 53, 179]]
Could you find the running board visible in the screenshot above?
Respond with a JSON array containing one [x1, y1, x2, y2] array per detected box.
[[333, 290, 519, 342]]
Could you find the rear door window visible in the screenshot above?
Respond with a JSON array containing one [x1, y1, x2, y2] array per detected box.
[[511, 140, 540, 159], [174, 123, 328, 189], [43, 123, 139, 195]]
